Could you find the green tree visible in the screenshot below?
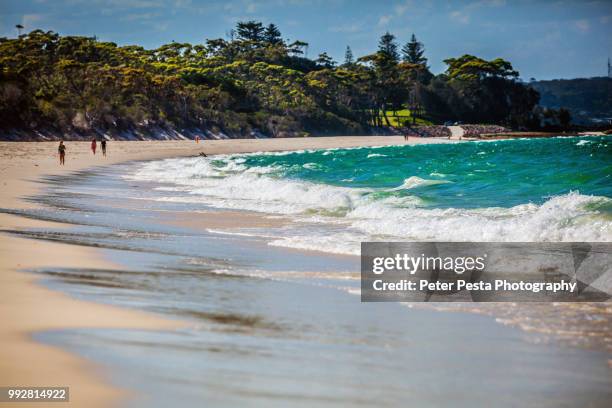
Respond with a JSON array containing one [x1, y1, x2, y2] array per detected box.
[[358, 32, 408, 127], [437, 55, 536, 127], [444, 55, 519, 81], [287, 40, 308, 56], [0, 26, 542, 140], [377, 32, 399, 64], [316, 52, 336, 68], [343, 45, 354, 66], [263, 24, 283, 45], [401, 34, 427, 66], [235, 21, 265, 44]]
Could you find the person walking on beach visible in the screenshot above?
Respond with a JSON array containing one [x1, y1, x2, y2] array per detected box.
[[91, 138, 97, 155], [101, 140, 107, 157], [195, 135, 200, 144], [58, 140, 66, 165]]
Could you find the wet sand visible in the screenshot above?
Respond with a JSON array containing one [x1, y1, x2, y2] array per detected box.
[[163, 210, 290, 230], [0, 136, 448, 407]]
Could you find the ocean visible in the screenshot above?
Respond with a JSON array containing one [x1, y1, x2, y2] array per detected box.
[[129, 135, 611, 254], [8, 135, 611, 407]]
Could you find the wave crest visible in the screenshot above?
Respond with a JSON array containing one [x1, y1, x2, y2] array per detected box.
[[389, 176, 451, 190], [128, 156, 612, 255]]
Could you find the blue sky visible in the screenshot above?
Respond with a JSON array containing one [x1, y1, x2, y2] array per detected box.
[[1, 0, 611, 80]]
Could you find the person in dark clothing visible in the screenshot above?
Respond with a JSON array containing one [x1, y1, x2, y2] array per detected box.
[[58, 141, 66, 165], [101, 140, 107, 157]]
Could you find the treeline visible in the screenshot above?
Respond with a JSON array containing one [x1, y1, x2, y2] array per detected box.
[[0, 22, 541, 139], [529, 77, 612, 124]]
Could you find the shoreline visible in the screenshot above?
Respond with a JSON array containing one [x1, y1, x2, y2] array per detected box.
[[0, 136, 445, 407]]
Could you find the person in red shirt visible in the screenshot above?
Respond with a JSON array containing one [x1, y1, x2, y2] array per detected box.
[[91, 138, 97, 155]]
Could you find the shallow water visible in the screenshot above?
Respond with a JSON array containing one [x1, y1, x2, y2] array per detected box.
[[4, 136, 612, 407]]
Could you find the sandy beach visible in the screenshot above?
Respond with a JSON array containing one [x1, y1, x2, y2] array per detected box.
[[0, 135, 454, 407], [2, 135, 610, 408]]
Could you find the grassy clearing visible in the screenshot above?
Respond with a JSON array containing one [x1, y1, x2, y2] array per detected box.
[[373, 109, 433, 127]]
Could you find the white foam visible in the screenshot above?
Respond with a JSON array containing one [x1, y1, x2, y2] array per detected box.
[[128, 156, 372, 214], [389, 176, 451, 190], [127, 157, 612, 255], [267, 193, 611, 255], [302, 162, 321, 170], [269, 232, 364, 255], [348, 192, 611, 243]]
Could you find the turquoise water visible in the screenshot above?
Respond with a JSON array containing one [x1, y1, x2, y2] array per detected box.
[[226, 136, 611, 209], [131, 136, 612, 252]]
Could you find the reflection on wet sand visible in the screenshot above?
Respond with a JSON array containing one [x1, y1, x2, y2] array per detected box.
[[411, 302, 612, 353]]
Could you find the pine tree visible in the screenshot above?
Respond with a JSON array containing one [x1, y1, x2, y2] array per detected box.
[[344, 45, 354, 66], [401, 33, 427, 66], [236, 21, 265, 43], [316, 52, 336, 68], [378, 32, 399, 63], [263, 23, 282, 45]]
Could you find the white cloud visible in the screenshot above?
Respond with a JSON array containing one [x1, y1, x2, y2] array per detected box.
[[154, 21, 169, 31], [574, 18, 590, 32], [449, 10, 470, 24], [329, 23, 362, 33], [467, 0, 506, 9], [222, 0, 266, 15], [376, 0, 417, 27], [447, 0, 505, 27], [394, 1, 410, 16], [378, 14, 392, 26], [120, 12, 158, 21], [101, 0, 164, 8], [488, 0, 505, 6], [245, 1, 258, 13]]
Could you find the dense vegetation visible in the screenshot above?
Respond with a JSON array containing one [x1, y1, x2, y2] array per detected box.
[[529, 77, 612, 124], [0, 22, 541, 139]]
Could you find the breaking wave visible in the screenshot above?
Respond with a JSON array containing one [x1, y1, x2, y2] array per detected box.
[[127, 137, 612, 255]]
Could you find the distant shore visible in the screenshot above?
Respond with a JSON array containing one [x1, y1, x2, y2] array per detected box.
[[0, 136, 462, 407]]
